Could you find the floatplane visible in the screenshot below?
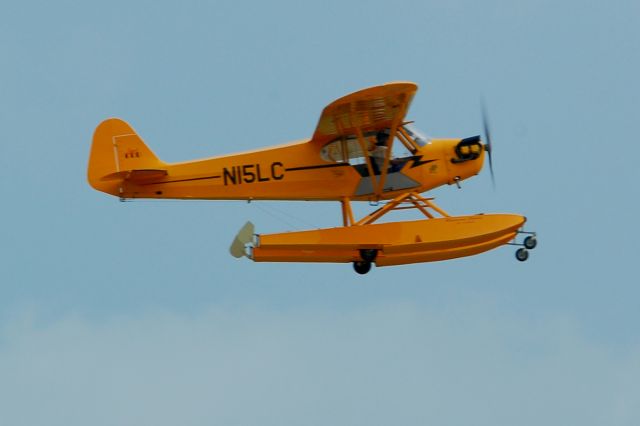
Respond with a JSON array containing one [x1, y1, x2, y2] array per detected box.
[[88, 82, 536, 274]]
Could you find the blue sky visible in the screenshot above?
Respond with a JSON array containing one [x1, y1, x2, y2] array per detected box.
[[1, 1, 639, 424]]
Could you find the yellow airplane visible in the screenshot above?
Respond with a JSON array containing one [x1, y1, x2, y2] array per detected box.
[[88, 82, 536, 274]]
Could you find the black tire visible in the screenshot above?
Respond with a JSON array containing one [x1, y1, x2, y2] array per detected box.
[[523, 235, 537, 250], [360, 249, 378, 263], [515, 248, 529, 262], [353, 261, 372, 275]]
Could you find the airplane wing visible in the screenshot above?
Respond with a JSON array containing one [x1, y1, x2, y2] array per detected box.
[[310, 82, 418, 145]]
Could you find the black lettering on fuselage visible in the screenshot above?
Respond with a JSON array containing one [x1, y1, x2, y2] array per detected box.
[[223, 162, 285, 186], [223, 167, 237, 185], [271, 162, 284, 180], [257, 164, 269, 182], [243, 164, 256, 183]]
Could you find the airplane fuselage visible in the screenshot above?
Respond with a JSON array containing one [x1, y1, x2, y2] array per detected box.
[[113, 136, 484, 201]]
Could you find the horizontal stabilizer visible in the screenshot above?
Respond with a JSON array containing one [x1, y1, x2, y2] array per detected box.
[[230, 221, 255, 258], [101, 169, 168, 183]]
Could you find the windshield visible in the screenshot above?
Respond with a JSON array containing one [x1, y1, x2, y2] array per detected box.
[[402, 124, 431, 147]]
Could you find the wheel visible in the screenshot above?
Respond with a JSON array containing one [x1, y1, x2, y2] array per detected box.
[[515, 248, 529, 262], [353, 261, 372, 274], [523, 235, 537, 250], [360, 249, 378, 262]]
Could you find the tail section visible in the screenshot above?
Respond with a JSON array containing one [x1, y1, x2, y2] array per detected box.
[[88, 118, 167, 196]]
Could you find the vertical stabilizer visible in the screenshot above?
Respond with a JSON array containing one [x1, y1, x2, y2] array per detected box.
[[88, 118, 166, 196]]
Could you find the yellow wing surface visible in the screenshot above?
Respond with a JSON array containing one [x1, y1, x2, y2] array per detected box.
[[310, 81, 418, 145]]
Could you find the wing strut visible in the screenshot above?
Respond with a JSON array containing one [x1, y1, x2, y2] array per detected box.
[[375, 97, 409, 195], [353, 125, 378, 188]]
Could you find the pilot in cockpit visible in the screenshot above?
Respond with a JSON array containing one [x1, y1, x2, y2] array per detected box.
[[370, 129, 389, 175]]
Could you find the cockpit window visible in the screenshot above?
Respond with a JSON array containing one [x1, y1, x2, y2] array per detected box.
[[320, 129, 421, 176], [320, 128, 424, 166], [320, 136, 367, 163]]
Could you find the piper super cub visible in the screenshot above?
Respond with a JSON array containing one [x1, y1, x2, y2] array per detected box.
[[88, 82, 537, 274]]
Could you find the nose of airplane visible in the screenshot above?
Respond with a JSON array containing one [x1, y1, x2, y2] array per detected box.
[[451, 136, 483, 163], [444, 136, 486, 185]]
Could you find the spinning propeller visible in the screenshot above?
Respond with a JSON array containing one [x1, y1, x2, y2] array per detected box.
[[481, 101, 496, 188]]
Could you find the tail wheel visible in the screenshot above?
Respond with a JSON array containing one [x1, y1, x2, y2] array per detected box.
[[353, 261, 372, 275]]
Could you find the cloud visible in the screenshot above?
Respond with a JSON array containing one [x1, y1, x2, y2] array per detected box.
[[1, 302, 639, 426]]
